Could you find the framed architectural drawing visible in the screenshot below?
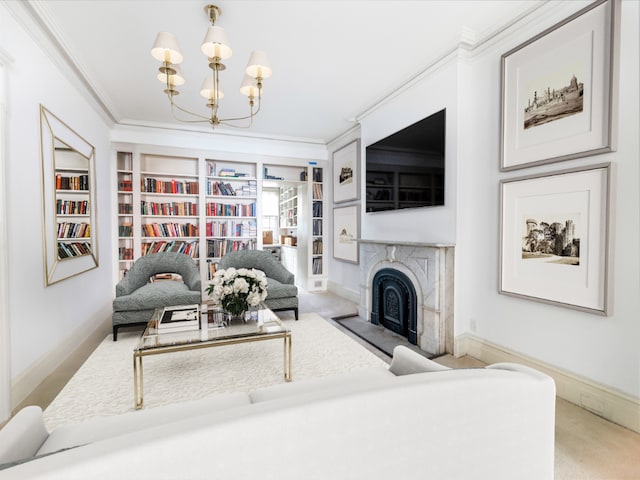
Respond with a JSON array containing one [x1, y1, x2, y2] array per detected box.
[[499, 163, 612, 315], [332, 139, 360, 203], [333, 205, 359, 264], [500, 0, 620, 170]]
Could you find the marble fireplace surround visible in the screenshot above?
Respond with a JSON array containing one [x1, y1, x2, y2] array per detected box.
[[358, 240, 455, 356]]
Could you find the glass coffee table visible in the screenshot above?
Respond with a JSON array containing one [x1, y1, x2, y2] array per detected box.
[[133, 305, 291, 409]]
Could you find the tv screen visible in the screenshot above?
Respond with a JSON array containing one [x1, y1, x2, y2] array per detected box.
[[365, 109, 445, 213]]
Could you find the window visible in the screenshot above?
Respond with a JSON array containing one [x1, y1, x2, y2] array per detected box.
[[262, 188, 279, 240]]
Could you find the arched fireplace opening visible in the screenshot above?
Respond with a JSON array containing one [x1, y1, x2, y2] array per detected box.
[[370, 268, 417, 345]]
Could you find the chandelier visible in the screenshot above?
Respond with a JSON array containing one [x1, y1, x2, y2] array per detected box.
[[150, 4, 272, 129]]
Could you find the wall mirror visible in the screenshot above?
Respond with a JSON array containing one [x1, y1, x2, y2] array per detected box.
[[40, 105, 98, 286]]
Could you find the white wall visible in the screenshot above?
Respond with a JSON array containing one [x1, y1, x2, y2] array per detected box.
[[331, 0, 639, 399], [1, 4, 114, 407]]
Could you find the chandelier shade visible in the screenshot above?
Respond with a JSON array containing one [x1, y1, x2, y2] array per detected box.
[[246, 50, 272, 79], [200, 74, 224, 101], [201, 25, 232, 59], [151, 32, 183, 65], [150, 4, 271, 129]]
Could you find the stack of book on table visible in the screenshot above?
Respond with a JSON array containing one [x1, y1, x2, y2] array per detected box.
[[157, 305, 200, 333]]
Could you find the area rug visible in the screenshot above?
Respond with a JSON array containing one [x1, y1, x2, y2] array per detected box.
[[43, 313, 388, 430]]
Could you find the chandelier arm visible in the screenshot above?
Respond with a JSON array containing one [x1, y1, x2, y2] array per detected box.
[[167, 95, 212, 122], [218, 93, 261, 123]]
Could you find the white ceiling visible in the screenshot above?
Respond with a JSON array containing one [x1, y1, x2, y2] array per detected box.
[[28, 0, 542, 144]]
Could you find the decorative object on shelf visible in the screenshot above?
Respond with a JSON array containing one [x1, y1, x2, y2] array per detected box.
[[499, 163, 612, 315], [333, 139, 360, 203], [500, 0, 620, 171], [150, 4, 272, 129], [206, 267, 268, 320], [40, 105, 98, 286], [333, 205, 359, 264]]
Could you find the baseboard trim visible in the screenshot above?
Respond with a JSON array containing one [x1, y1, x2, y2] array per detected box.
[[11, 316, 110, 409], [455, 334, 640, 434], [327, 280, 360, 305]]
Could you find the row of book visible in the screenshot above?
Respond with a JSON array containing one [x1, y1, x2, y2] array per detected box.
[[205, 202, 256, 217], [205, 220, 257, 238], [312, 168, 323, 183], [140, 200, 198, 216], [56, 173, 89, 191], [119, 224, 132, 237], [206, 238, 256, 258], [312, 183, 323, 199], [118, 246, 134, 260], [118, 202, 133, 214], [142, 178, 199, 195], [141, 222, 199, 238], [206, 259, 219, 279], [206, 163, 253, 178], [312, 201, 323, 217], [118, 179, 133, 192], [313, 219, 323, 236], [57, 241, 91, 259], [206, 180, 257, 197], [57, 222, 91, 239], [312, 257, 323, 274], [56, 199, 88, 215], [313, 239, 323, 254], [141, 240, 199, 257]]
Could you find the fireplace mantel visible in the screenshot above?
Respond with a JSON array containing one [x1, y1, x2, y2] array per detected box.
[[358, 240, 455, 355], [358, 239, 455, 248]]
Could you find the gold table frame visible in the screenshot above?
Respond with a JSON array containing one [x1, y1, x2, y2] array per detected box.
[[133, 308, 292, 409]]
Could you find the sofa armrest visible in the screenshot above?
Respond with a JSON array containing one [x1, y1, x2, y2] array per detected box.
[[0, 406, 49, 464], [389, 346, 451, 376]]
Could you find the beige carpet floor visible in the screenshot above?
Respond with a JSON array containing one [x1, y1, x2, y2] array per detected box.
[[43, 313, 387, 430]]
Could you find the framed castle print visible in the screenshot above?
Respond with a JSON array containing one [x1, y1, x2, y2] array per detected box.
[[500, 0, 620, 171], [499, 163, 612, 315]]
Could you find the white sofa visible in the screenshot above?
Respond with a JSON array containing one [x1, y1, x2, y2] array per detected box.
[[0, 346, 556, 479]]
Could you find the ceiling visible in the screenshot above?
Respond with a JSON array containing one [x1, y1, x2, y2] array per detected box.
[[28, 0, 542, 144]]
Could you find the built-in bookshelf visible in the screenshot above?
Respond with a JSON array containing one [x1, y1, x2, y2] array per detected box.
[[116, 152, 134, 278], [113, 147, 326, 293], [204, 159, 258, 280], [311, 167, 324, 280]]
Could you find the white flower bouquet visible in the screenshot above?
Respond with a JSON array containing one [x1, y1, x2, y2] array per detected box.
[[205, 267, 268, 318]]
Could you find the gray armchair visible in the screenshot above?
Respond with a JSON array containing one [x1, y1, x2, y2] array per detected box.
[[218, 250, 298, 320], [112, 252, 201, 340]]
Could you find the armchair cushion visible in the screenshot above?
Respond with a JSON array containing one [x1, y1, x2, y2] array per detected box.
[[113, 281, 200, 312]]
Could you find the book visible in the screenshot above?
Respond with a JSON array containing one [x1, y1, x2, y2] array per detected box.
[[158, 305, 200, 331]]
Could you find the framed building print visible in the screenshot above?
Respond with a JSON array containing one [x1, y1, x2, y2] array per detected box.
[[499, 163, 612, 315], [500, 0, 620, 171], [333, 139, 360, 203], [333, 205, 359, 264]]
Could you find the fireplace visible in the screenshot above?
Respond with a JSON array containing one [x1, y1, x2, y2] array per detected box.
[[358, 240, 455, 356], [371, 268, 418, 344]]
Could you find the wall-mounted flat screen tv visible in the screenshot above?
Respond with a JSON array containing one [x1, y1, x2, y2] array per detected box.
[[365, 109, 445, 213]]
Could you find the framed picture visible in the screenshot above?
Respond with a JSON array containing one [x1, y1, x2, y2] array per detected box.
[[333, 205, 359, 264], [499, 163, 612, 315], [333, 139, 360, 203], [500, 0, 620, 171]]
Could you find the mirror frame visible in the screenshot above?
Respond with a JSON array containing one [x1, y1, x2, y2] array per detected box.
[[40, 105, 98, 286]]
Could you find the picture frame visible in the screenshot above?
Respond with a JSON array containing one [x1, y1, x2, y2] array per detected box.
[[500, 0, 620, 171], [333, 205, 359, 264], [332, 139, 360, 203], [499, 163, 612, 315]]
